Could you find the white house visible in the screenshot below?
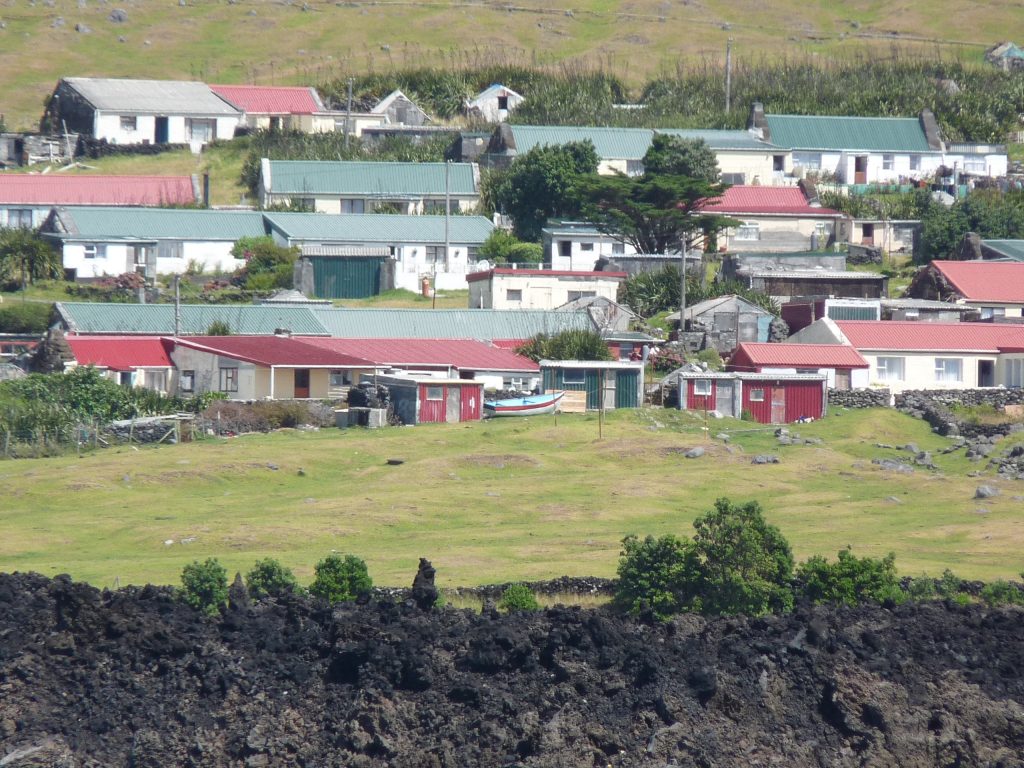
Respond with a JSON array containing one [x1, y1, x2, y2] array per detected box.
[[906, 260, 1024, 320], [466, 84, 524, 123], [47, 78, 241, 151], [209, 84, 328, 133], [466, 268, 626, 310], [371, 90, 431, 126], [541, 221, 637, 270]]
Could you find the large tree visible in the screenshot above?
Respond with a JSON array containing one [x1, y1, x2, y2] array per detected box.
[[488, 140, 599, 241], [0, 227, 62, 289], [642, 135, 720, 183]]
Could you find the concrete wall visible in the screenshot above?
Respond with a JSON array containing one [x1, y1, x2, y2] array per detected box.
[[172, 346, 260, 400], [473, 273, 622, 310], [717, 150, 783, 185], [94, 112, 237, 148], [544, 233, 636, 271], [720, 216, 836, 253], [63, 240, 244, 279]]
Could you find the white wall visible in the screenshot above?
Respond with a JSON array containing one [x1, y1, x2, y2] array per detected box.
[[476, 273, 622, 310], [280, 195, 479, 216], [393, 244, 473, 292], [93, 112, 237, 147], [859, 351, 994, 393], [717, 151, 782, 185], [63, 240, 244, 279], [547, 235, 636, 271]]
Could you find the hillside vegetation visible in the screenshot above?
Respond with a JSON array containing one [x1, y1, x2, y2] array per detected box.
[[1, 0, 1021, 130], [3, 408, 1023, 588]]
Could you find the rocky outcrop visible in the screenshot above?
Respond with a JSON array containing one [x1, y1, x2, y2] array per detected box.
[[2, 572, 1024, 767]]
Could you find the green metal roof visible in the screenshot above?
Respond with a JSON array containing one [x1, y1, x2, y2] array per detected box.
[[312, 308, 593, 340], [265, 213, 494, 244], [982, 240, 1024, 261], [508, 126, 655, 161], [765, 115, 933, 152], [56, 303, 329, 336], [53, 207, 268, 241], [266, 161, 478, 197], [656, 129, 778, 151]]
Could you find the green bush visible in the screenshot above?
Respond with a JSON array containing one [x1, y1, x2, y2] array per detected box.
[[797, 549, 903, 606], [180, 558, 229, 616], [903, 576, 937, 601], [516, 329, 612, 363], [936, 568, 966, 599], [615, 533, 701, 620], [246, 558, 300, 598], [309, 554, 372, 603], [0, 302, 51, 333], [497, 584, 540, 612], [980, 579, 1024, 607]]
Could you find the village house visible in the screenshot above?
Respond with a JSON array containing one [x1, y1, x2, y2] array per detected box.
[[465, 84, 523, 123], [727, 341, 870, 390], [64, 335, 176, 393], [0, 174, 199, 230], [720, 250, 847, 280], [781, 297, 880, 334], [370, 90, 431, 126], [905, 261, 1024, 319], [743, 269, 888, 304], [41, 207, 266, 280], [257, 159, 480, 214], [540, 221, 636, 270], [467, 268, 627, 310], [848, 218, 920, 254], [667, 294, 775, 354], [208, 84, 332, 133], [360, 372, 485, 424], [46, 78, 241, 150], [673, 370, 828, 423]]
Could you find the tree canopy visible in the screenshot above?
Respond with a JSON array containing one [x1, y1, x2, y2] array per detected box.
[[515, 329, 612, 363], [0, 228, 62, 289], [642, 135, 720, 183]]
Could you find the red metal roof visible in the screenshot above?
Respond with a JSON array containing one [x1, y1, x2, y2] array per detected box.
[[931, 261, 1024, 303], [699, 186, 842, 216], [730, 342, 868, 369], [66, 336, 173, 371], [0, 175, 196, 206], [173, 336, 374, 367], [835, 321, 1024, 352], [302, 337, 539, 372], [209, 84, 322, 115], [466, 269, 628, 283]]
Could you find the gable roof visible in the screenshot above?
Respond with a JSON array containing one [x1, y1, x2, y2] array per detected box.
[[765, 114, 933, 153], [66, 336, 173, 370], [469, 84, 523, 102], [981, 240, 1024, 261], [656, 128, 778, 151], [668, 294, 773, 322], [730, 342, 868, 369], [835, 320, 1024, 353], [172, 336, 373, 367], [310, 307, 593, 341], [505, 126, 774, 161], [0, 175, 197, 206], [46, 207, 267, 241], [301, 337, 539, 372], [265, 212, 493, 244], [371, 89, 428, 117], [931, 261, 1024, 303], [56, 302, 329, 336], [700, 186, 842, 216], [264, 161, 478, 197], [466, 268, 627, 283], [60, 77, 240, 116], [209, 84, 324, 115]]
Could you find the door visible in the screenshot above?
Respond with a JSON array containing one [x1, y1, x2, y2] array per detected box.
[[715, 380, 734, 417], [460, 385, 481, 421], [446, 385, 461, 423], [615, 370, 639, 409], [835, 369, 851, 391], [585, 370, 601, 410], [861, 222, 875, 246], [978, 360, 995, 388], [294, 369, 310, 398], [771, 386, 786, 424], [854, 156, 868, 184], [155, 117, 169, 144]]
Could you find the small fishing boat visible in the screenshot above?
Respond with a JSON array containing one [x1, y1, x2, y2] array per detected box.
[[483, 391, 564, 417]]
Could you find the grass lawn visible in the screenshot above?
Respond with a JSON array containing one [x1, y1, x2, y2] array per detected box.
[[339, 289, 470, 310], [3, 407, 1023, 590]]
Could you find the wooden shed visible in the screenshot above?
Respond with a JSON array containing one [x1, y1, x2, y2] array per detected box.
[[673, 371, 827, 424], [539, 360, 644, 410], [368, 373, 484, 425]]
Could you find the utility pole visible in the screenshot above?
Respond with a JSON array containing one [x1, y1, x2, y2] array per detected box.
[[444, 160, 451, 272], [344, 77, 353, 151], [725, 38, 733, 114], [174, 275, 182, 336], [679, 238, 687, 342]]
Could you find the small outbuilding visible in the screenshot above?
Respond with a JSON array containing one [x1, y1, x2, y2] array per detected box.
[[367, 372, 484, 424], [539, 360, 644, 410], [673, 371, 827, 423]]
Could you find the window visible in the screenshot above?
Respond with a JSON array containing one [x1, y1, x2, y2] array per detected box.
[[83, 244, 107, 259], [506, 289, 523, 302], [120, 115, 137, 131], [562, 368, 585, 385], [144, 370, 166, 392], [425, 245, 446, 263], [876, 356, 905, 381], [792, 151, 821, 170], [980, 307, 1006, 320], [720, 172, 746, 185], [964, 157, 986, 173], [773, 155, 785, 172], [735, 222, 760, 241], [567, 290, 596, 302], [559, 241, 572, 257], [7, 209, 32, 228], [497, 96, 509, 110], [935, 358, 962, 383], [611, 242, 625, 255], [426, 386, 444, 401], [180, 370, 195, 393], [910, 154, 921, 171], [186, 118, 215, 143], [157, 241, 183, 260], [1007, 358, 1024, 388], [748, 388, 765, 402], [118, 371, 133, 387], [329, 370, 351, 387], [341, 199, 365, 214], [693, 379, 712, 396], [219, 367, 238, 392], [882, 154, 895, 171]]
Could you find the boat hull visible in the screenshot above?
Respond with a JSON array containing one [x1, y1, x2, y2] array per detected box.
[[483, 391, 564, 417]]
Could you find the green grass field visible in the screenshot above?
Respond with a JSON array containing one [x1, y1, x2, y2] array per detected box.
[[3, 407, 1023, 590]]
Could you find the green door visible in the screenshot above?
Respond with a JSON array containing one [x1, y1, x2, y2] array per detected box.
[[311, 257, 383, 299], [615, 370, 638, 408], [585, 370, 601, 409]]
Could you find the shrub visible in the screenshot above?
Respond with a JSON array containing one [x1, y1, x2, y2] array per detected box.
[[796, 549, 903, 607], [936, 568, 965, 599], [497, 584, 540, 612], [903, 576, 937, 601], [246, 558, 300, 598], [980, 580, 1024, 607], [180, 558, 229, 616], [0, 301, 52, 334], [615, 533, 701, 620], [309, 554, 372, 603]]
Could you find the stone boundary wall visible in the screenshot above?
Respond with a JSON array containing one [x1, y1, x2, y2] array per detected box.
[[828, 388, 891, 408], [895, 389, 1024, 438], [374, 576, 616, 603]]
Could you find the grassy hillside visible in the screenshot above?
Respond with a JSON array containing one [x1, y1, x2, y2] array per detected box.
[[3, 407, 1023, 589], [0, 0, 1013, 130]]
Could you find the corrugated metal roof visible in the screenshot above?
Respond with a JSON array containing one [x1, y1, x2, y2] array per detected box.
[[173, 336, 373, 367], [731, 342, 868, 369], [931, 261, 1024, 303], [508, 126, 655, 160], [700, 186, 841, 216], [0, 176, 196, 206], [981, 240, 1024, 262], [765, 115, 933, 152], [301, 337, 538, 372], [467, 268, 627, 283], [880, 299, 976, 311], [51, 207, 267, 241], [311, 307, 592, 341], [656, 129, 778, 151], [62, 78, 240, 116], [209, 84, 323, 115], [57, 303, 329, 336], [748, 269, 886, 281], [265, 213, 494, 244], [836, 320, 1024, 352], [266, 161, 477, 196], [66, 336, 173, 370]]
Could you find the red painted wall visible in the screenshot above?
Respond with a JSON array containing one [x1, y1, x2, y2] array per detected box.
[[783, 381, 824, 421], [741, 383, 773, 423], [460, 383, 483, 421], [686, 381, 717, 411], [418, 384, 446, 423]]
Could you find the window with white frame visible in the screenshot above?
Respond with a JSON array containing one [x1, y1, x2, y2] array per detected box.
[[935, 357, 962, 383], [219, 367, 238, 392], [876, 356, 905, 381], [580, 242, 594, 252], [340, 199, 365, 214], [693, 379, 712, 396], [612, 242, 625, 254], [735, 222, 760, 241], [1007, 358, 1024, 388], [562, 368, 585, 385], [425, 386, 443, 401], [910, 154, 921, 171], [7, 209, 33, 228], [180, 370, 195, 393], [186, 119, 215, 143], [964, 157, 986, 173], [120, 115, 137, 131], [567, 290, 596, 302], [748, 388, 765, 402], [329, 370, 352, 387], [425, 245, 446, 263], [506, 289, 523, 302], [83, 244, 107, 259], [882, 154, 895, 171], [792, 151, 822, 170]]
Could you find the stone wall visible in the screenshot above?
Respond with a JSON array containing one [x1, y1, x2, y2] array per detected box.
[[828, 388, 891, 408], [895, 389, 1024, 438]]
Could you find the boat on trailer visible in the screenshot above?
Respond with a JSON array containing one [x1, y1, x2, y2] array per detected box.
[[483, 391, 564, 417]]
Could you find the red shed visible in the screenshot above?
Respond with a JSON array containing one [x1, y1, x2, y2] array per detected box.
[[674, 371, 826, 424], [368, 373, 484, 425]]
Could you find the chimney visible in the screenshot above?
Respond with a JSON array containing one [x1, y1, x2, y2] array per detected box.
[[748, 102, 770, 142]]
